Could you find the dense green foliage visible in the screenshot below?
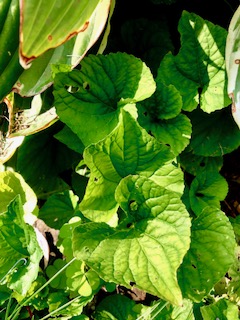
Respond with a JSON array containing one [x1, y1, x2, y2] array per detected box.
[[0, 0, 240, 319]]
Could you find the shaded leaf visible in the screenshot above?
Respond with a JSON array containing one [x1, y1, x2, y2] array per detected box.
[[179, 150, 223, 176], [39, 190, 79, 229], [94, 294, 137, 320], [16, 123, 79, 198], [158, 11, 230, 112], [138, 109, 192, 156], [189, 171, 228, 215], [46, 259, 67, 290], [178, 206, 236, 302], [137, 77, 191, 155], [189, 107, 240, 156], [54, 125, 84, 154], [200, 299, 238, 320], [138, 81, 182, 121]]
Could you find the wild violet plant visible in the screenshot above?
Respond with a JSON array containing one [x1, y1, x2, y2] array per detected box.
[[0, 3, 240, 319]]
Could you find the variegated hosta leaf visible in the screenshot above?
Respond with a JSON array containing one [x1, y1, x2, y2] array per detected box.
[[9, 106, 58, 137], [14, 0, 111, 97], [19, 0, 104, 67], [0, 95, 58, 164], [0, 134, 24, 165], [226, 5, 240, 128]]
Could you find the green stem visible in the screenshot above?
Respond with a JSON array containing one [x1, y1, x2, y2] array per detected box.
[[9, 257, 76, 320], [5, 295, 12, 320], [151, 301, 169, 319], [39, 295, 82, 320], [223, 0, 234, 12], [136, 300, 168, 320]]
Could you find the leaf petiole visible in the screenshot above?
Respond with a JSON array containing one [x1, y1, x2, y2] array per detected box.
[[8, 257, 76, 320], [38, 295, 82, 320]]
